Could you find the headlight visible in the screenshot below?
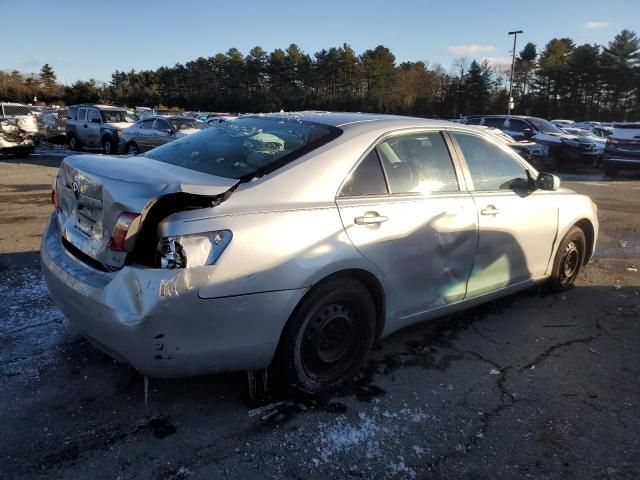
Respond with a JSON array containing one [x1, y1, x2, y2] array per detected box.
[[157, 230, 232, 269]]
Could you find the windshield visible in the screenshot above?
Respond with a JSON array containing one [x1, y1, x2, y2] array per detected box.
[[528, 117, 564, 135], [100, 110, 130, 123], [170, 118, 208, 132], [143, 117, 341, 179], [125, 112, 139, 123]]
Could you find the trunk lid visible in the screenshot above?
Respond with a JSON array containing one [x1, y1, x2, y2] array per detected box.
[[56, 154, 238, 270]]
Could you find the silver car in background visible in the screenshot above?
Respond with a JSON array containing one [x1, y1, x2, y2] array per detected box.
[[41, 112, 598, 396], [120, 115, 208, 154]]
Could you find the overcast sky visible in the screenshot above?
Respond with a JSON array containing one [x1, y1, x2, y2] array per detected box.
[[3, 0, 638, 84]]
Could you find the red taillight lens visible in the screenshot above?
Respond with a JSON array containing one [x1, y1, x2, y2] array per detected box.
[[52, 188, 59, 211], [606, 137, 619, 146], [107, 212, 139, 251]]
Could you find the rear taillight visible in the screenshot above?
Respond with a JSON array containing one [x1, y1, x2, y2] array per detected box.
[[107, 212, 139, 251], [606, 137, 619, 146]]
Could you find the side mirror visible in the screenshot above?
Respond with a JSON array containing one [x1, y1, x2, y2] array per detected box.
[[536, 172, 560, 191], [91, 118, 101, 124], [522, 128, 534, 139]]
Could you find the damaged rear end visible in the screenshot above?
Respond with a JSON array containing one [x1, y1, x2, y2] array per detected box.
[[53, 154, 238, 271]]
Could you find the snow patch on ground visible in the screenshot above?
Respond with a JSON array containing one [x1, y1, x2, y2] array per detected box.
[[0, 267, 69, 382]]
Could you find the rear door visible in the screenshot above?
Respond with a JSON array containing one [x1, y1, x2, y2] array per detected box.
[[450, 131, 559, 297], [336, 130, 478, 320]]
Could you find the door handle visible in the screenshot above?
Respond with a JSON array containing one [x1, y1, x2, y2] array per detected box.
[[354, 212, 388, 225], [480, 206, 500, 216]]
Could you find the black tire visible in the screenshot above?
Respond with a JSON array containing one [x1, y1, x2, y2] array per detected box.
[[102, 137, 115, 155], [277, 278, 376, 396], [67, 134, 81, 151], [126, 142, 140, 155], [604, 165, 618, 178], [546, 226, 586, 292]]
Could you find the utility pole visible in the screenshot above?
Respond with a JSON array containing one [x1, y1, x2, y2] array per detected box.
[[507, 30, 523, 116]]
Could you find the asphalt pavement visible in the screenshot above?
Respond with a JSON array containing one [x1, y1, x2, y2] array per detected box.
[[0, 154, 639, 479]]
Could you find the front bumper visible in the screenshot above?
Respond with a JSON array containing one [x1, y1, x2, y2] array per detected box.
[[40, 214, 306, 377]]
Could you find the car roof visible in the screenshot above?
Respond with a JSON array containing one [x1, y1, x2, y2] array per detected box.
[[245, 111, 458, 130], [71, 104, 127, 111]]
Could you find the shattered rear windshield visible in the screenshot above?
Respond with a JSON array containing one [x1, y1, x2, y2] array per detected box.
[[143, 117, 342, 179]]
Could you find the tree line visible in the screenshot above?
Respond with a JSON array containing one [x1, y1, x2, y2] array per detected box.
[[1, 29, 638, 121]]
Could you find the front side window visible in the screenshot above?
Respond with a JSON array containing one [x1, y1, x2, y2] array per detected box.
[[143, 116, 341, 180], [376, 132, 459, 194], [87, 109, 101, 122], [506, 119, 529, 133], [77, 108, 87, 121], [339, 150, 388, 197], [100, 110, 128, 123], [170, 118, 208, 132], [154, 119, 172, 132], [483, 117, 506, 129], [453, 133, 530, 191]]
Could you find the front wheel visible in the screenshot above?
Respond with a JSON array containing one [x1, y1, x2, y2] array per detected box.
[[67, 134, 81, 151], [546, 226, 586, 292], [277, 278, 376, 396]]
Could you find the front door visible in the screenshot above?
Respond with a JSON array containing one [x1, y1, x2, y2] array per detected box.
[[85, 108, 102, 147], [152, 119, 174, 148], [450, 131, 559, 297], [336, 131, 478, 320]]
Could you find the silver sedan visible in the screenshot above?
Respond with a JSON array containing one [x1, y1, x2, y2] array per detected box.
[[41, 112, 598, 396]]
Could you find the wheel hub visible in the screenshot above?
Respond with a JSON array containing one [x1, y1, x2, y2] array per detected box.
[[301, 303, 356, 379], [561, 241, 579, 280]]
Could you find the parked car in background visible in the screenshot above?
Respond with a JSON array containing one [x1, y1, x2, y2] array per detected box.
[[561, 127, 606, 161], [590, 125, 614, 140], [469, 125, 549, 167], [206, 114, 237, 126], [42, 112, 598, 396], [602, 123, 640, 177], [551, 119, 575, 128], [0, 102, 38, 156], [462, 115, 599, 170], [37, 107, 68, 143], [66, 104, 136, 154], [120, 115, 208, 154]]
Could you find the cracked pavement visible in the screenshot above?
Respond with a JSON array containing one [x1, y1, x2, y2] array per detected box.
[[0, 156, 639, 479]]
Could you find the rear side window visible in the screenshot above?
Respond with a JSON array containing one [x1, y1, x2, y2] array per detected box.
[[453, 133, 529, 191], [376, 132, 459, 194], [140, 119, 154, 129], [483, 118, 506, 129], [339, 150, 388, 197], [77, 108, 87, 121], [144, 117, 341, 180]]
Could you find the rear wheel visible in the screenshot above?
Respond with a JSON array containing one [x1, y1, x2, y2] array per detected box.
[[277, 278, 376, 396], [102, 137, 115, 155], [67, 134, 81, 151], [546, 226, 586, 292], [604, 165, 618, 178]]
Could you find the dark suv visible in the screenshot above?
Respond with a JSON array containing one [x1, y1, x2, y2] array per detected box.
[[65, 104, 137, 154], [462, 115, 599, 170]]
